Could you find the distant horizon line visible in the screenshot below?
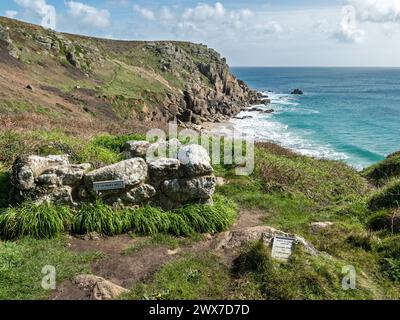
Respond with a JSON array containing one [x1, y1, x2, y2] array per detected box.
[[231, 66, 400, 68]]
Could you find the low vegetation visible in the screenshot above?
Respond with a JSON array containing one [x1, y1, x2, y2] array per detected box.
[[362, 152, 400, 186], [0, 196, 237, 240], [0, 130, 400, 300], [0, 237, 101, 300]]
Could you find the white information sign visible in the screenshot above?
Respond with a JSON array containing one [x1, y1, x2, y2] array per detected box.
[[93, 180, 125, 192], [271, 236, 295, 261]]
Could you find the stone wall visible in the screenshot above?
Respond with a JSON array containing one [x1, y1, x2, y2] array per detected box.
[[12, 141, 216, 210]]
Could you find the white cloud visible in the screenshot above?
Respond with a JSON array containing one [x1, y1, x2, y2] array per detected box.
[[160, 6, 174, 21], [182, 2, 226, 21], [65, 1, 111, 28], [335, 5, 365, 43], [345, 0, 400, 23], [14, 0, 56, 29], [255, 21, 283, 35], [176, 2, 282, 42], [108, 0, 129, 7], [133, 5, 156, 21], [129, 2, 283, 45], [5, 10, 19, 19]]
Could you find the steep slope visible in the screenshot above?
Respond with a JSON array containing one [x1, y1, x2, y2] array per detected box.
[[0, 17, 260, 134]]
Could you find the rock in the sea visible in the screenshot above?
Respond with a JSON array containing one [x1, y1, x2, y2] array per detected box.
[[262, 109, 274, 114], [233, 116, 253, 120], [13, 155, 70, 190], [84, 158, 147, 196], [291, 89, 303, 95], [125, 140, 150, 159], [73, 274, 129, 300], [177, 144, 213, 177], [262, 98, 271, 104]]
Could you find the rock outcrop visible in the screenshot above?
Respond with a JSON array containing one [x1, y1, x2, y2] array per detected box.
[[214, 225, 320, 256], [73, 274, 129, 300], [12, 141, 216, 210]]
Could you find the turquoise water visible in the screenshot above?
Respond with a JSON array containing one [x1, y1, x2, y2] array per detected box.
[[230, 67, 400, 169]]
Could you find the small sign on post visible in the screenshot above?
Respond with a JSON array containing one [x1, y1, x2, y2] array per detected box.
[[271, 236, 296, 261], [93, 180, 125, 192]]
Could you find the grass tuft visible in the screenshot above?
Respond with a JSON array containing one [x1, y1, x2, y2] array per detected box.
[[368, 179, 400, 211], [72, 200, 124, 236], [0, 202, 72, 240]]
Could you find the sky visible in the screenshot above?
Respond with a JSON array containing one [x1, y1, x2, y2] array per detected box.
[[1, 0, 400, 66]]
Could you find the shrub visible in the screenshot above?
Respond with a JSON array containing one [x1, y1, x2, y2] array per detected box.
[[367, 210, 400, 233], [377, 236, 400, 282], [381, 258, 400, 282], [362, 153, 400, 186], [0, 131, 39, 167], [232, 241, 374, 300], [34, 131, 121, 168], [254, 147, 368, 205], [233, 240, 273, 275], [368, 179, 400, 211], [0, 203, 72, 240], [72, 200, 124, 235], [0, 167, 11, 208], [91, 133, 146, 154]]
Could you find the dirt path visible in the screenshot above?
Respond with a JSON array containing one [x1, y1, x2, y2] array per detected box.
[[50, 208, 267, 300]]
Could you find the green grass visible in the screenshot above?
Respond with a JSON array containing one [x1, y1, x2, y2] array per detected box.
[[121, 253, 231, 300], [368, 179, 400, 211], [363, 153, 400, 186], [1, 127, 400, 299], [122, 195, 237, 236], [0, 203, 72, 240], [91, 133, 145, 154], [72, 200, 125, 236], [231, 240, 393, 300], [0, 236, 101, 300], [123, 233, 202, 255], [0, 196, 237, 240], [254, 144, 368, 205], [0, 165, 11, 208], [0, 130, 123, 168]]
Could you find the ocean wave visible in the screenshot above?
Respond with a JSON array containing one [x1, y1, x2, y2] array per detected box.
[[215, 89, 349, 163], [229, 116, 349, 161]]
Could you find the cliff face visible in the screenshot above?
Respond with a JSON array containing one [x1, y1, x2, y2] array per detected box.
[[0, 17, 261, 132]]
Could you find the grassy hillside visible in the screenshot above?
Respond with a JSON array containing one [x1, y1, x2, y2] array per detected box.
[[0, 130, 400, 300], [0, 17, 258, 136]]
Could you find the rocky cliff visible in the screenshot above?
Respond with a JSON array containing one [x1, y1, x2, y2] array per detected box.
[[0, 17, 261, 133]]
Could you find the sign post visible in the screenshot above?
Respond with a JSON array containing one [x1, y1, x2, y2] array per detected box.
[[271, 236, 296, 261], [93, 180, 125, 192]]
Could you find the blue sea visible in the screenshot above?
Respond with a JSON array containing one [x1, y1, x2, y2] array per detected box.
[[230, 67, 400, 170]]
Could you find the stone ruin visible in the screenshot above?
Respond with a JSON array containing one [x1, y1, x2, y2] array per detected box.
[[12, 140, 216, 210]]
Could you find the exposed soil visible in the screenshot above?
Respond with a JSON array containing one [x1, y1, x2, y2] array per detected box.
[[50, 208, 268, 300]]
